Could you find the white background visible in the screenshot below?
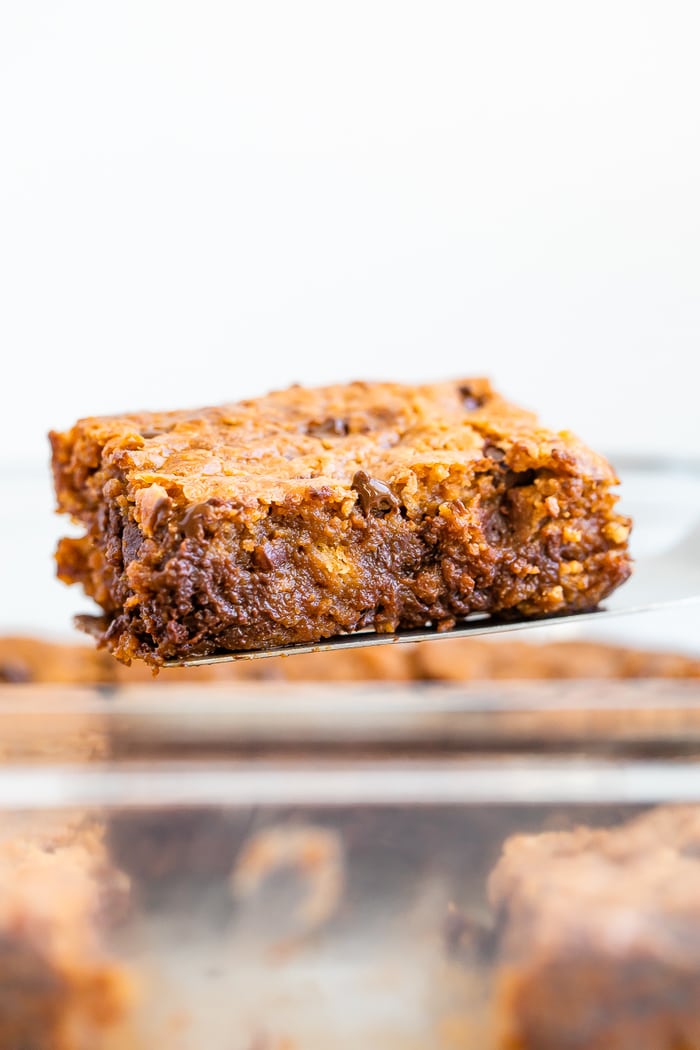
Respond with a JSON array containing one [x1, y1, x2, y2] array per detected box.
[[1, 1, 699, 640]]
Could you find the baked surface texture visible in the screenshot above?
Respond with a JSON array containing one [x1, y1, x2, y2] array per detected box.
[[0, 816, 131, 1049], [51, 378, 632, 665], [489, 805, 700, 1050]]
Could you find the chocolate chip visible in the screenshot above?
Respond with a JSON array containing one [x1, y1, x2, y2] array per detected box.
[[147, 497, 169, 534], [458, 384, 488, 411], [351, 470, 399, 516], [484, 444, 506, 462], [506, 468, 537, 489], [137, 484, 171, 538], [182, 502, 215, 540], [0, 661, 31, 684], [307, 418, 350, 437]]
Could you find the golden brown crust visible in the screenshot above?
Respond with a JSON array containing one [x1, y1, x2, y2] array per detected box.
[[490, 806, 700, 1049], [50, 379, 632, 665]]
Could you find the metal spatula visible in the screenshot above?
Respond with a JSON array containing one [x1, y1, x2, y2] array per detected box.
[[165, 519, 700, 668]]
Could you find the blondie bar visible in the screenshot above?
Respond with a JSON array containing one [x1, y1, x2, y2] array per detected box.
[[490, 806, 700, 1050], [51, 379, 631, 665]]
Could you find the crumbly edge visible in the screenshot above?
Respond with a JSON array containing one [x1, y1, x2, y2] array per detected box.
[[54, 461, 630, 666]]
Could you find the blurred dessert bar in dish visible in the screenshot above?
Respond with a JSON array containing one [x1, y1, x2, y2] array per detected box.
[[50, 378, 632, 666], [0, 816, 132, 1049], [3, 636, 699, 685], [489, 805, 700, 1050]]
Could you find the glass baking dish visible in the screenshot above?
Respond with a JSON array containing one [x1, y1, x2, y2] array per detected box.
[[0, 455, 699, 1048], [1, 676, 700, 1050]]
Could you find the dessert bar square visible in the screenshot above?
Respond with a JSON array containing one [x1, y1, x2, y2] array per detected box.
[[0, 817, 131, 1049], [489, 806, 700, 1050], [50, 378, 631, 665]]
